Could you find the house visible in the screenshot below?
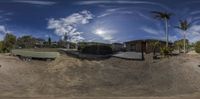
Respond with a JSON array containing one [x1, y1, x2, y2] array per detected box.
[[34, 38, 45, 48], [111, 43, 124, 52], [77, 42, 111, 51], [125, 39, 173, 53]]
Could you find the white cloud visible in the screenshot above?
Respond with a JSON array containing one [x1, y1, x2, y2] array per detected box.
[[12, 0, 56, 5], [98, 13, 111, 18], [94, 28, 117, 42], [0, 25, 9, 34], [0, 25, 11, 41], [190, 11, 200, 15], [175, 25, 200, 43], [47, 10, 94, 43], [141, 27, 160, 35], [186, 25, 200, 43], [136, 11, 154, 22], [0, 11, 13, 22], [169, 35, 178, 42], [97, 7, 153, 21], [106, 8, 127, 12], [98, 7, 133, 18], [76, 1, 170, 10], [77, 1, 156, 5], [4, 12, 13, 16]]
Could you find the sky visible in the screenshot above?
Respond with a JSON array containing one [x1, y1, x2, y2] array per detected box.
[[0, 0, 200, 43]]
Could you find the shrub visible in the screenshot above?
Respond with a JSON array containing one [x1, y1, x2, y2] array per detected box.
[[81, 45, 113, 55], [195, 41, 200, 53], [160, 46, 173, 56], [2, 33, 16, 52], [0, 41, 3, 53], [78, 42, 87, 51]]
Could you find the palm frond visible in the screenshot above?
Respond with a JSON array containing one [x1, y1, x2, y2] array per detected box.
[[151, 11, 173, 20], [176, 19, 192, 31]]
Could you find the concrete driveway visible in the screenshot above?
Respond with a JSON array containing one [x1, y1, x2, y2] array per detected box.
[[113, 52, 142, 60]]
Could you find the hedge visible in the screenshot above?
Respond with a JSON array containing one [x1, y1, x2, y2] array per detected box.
[[81, 45, 113, 55]]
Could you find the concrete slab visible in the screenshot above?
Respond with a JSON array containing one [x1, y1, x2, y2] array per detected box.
[[113, 52, 142, 60]]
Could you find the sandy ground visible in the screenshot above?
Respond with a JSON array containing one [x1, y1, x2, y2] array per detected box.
[[0, 52, 200, 99]]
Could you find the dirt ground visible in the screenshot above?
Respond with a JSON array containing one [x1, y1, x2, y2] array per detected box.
[[0, 53, 200, 99]]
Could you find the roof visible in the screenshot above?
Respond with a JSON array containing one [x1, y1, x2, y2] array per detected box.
[[112, 43, 123, 45], [125, 39, 173, 44]]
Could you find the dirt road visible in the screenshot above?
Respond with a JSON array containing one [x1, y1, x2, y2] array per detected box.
[[0, 53, 200, 99]]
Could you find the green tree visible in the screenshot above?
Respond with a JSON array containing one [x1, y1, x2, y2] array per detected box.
[[16, 35, 37, 48], [174, 39, 189, 53], [149, 41, 161, 58], [151, 11, 173, 47], [175, 20, 191, 53], [195, 41, 200, 53], [2, 33, 16, 52], [0, 41, 3, 53], [48, 36, 51, 46]]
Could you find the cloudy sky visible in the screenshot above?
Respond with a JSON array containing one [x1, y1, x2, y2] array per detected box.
[[0, 0, 200, 43]]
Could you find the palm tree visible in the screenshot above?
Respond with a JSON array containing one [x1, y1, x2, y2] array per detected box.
[[151, 11, 173, 47], [175, 20, 191, 53]]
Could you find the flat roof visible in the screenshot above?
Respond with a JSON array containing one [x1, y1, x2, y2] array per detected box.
[[125, 39, 173, 44]]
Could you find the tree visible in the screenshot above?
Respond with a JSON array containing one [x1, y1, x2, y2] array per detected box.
[[63, 33, 70, 49], [16, 35, 37, 48], [175, 20, 191, 53], [149, 41, 161, 58], [151, 11, 173, 47], [2, 33, 16, 52], [48, 36, 52, 46], [0, 41, 3, 53], [174, 39, 189, 53], [57, 39, 66, 48], [195, 41, 200, 53]]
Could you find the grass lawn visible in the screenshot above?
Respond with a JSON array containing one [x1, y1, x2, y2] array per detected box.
[[11, 48, 60, 59], [15, 48, 60, 52]]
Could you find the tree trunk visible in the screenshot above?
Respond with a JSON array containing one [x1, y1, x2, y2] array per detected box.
[[165, 18, 169, 47], [97, 43, 100, 55], [66, 43, 70, 49], [184, 31, 186, 53], [64, 32, 70, 49], [153, 47, 156, 59], [141, 41, 144, 60], [75, 43, 78, 50]]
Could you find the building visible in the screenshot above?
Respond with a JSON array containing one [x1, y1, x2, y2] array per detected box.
[[125, 39, 173, 53], [111, 43, 124, 52]]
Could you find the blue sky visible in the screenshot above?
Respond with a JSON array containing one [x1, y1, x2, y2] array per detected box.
[[0, 0, 200, 43]]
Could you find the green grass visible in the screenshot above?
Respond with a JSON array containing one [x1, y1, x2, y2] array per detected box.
[[11, 49, 60, 59], [16, 48, 60, 52]]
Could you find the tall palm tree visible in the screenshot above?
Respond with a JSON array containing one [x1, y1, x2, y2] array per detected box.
[[151, 11, 173, 47], [175, 20, 191, 53]]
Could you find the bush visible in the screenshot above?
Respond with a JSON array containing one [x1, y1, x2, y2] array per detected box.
[[0, 41, 3, 53], [78, 43, 87, 51], [81, 45, 113, 55], [195, 41, 200, 53], [2, 33, 16, 53], [160, 46, 173, 56]]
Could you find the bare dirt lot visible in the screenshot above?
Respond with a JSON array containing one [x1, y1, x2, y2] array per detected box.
[[0, 53, 200, 99]]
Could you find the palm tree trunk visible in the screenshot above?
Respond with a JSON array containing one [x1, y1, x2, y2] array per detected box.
[[184, 31, 186, 53], [75, 43, 78, 50], [141, 41, 144, 60], [66, 43, 70, 49], [64, 32, 70, 49], [165, 18, 169, 47]]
